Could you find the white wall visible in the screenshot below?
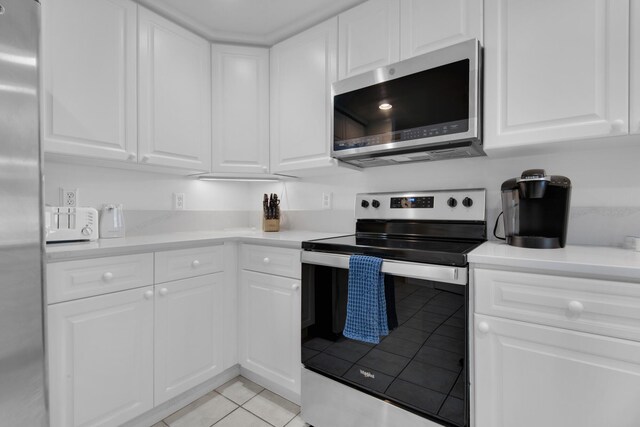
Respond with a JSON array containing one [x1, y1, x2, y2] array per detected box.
[[44, 142, 640, 245], [44, 162, 252, 211], [249, 143, 640, 245]]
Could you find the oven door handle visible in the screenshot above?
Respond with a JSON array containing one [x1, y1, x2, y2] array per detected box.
[[301, 251, 467, 285]]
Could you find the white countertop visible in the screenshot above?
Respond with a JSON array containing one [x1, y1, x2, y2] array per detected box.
[[46, 229, 346, 261], [469, 241, 640, 282]]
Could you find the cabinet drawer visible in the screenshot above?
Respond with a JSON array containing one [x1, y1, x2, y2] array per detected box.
[[240, 244, 301, 279], [474, 268, 640, 342], [47, 253, 154, 304], [155, 246, 224, 283]]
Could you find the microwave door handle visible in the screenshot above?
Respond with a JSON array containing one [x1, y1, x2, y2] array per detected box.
[[300, 251, 466, 286]]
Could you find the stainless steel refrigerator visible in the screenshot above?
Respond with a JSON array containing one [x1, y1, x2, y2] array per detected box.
[[0, 0, 48, 425]]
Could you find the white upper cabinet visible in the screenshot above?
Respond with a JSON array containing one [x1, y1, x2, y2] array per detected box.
[[138, 8, 212, 172], [270, 18, 338, 174], [211, 45, 270, 174], [42, 0, 137, 161], [631, 1, 640, 135], [338, 0, 400, 79], [484, 0, 630, 152], [399, 0, 483, 60]]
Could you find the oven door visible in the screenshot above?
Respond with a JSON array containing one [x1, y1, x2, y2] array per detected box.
[[301, 251, 469, 427]]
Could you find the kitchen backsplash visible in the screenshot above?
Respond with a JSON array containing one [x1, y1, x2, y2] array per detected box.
[[44, 142, 640, 247]]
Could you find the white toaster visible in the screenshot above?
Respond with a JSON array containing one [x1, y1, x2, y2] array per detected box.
[[45, 207, 99, 242]]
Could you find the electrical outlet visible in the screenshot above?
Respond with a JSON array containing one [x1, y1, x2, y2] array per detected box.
[[322, 192, 333, 210], [59, 188, 78, 207], [173, 193, 185, 210]]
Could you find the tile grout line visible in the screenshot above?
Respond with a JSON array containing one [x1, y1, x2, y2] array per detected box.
[[240, 389, 301, 427], [209, 406, 241, 427]]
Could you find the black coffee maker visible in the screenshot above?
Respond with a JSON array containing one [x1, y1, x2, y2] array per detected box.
[[500, 169, 571, 248]]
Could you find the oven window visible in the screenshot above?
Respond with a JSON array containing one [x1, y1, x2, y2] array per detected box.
[[333, 59, 470, 151], [301, 263, 468, 427]]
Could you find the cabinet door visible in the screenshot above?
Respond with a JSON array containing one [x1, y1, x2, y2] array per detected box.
[[399, 0, 482, 60], [138, 7, 211, 172], [484, 0, 629, 151], [48, 287, 154, 427], [338, 0, 400, 79], [631, 0, 640, 135], [42, 0, 137, 161], [154, 273, 224, 404], [270, 18, 338, 173], [239, 270, 301, 396], [474, 314, 640, 427], [211, 44, 270, 174]]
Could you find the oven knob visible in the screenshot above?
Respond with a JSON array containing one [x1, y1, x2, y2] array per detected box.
[[361, 200, 370, 208], [81, 226, 93, 236], [372, 200, 380, 208], [447, 197, 457, 208], [462, 197, 473, 208]]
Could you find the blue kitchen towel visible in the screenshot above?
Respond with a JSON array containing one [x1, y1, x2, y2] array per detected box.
[[343, 255, 389, 344]]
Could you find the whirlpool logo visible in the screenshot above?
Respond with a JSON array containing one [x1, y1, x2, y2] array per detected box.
[[359, 369, 375, 379]]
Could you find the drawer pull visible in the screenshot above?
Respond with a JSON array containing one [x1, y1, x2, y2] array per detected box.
[[159, 288, 169, 296], [143, 290, 153, 300], [102, 272, 114, 282], [567, 300, 584, 315], [263, 257, 270, 264], [191, 260, 200, 268], [292, 283, 300, 291], [478, 322, 490, 334]]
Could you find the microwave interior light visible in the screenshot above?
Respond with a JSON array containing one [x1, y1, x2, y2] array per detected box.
[[378, 103, 392, 110]]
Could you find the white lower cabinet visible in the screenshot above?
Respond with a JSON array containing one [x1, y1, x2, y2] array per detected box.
[[474, 314, 640, 427], [48, 286, 154, 427], [239, 269, 301, 398], [154, 273, 224, 404], [473, 266, 640, 427], [48, 246, 229, 427]]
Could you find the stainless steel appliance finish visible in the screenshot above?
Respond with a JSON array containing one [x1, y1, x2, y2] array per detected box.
[[0, 0, 47, 425], [331, 39, 483, 167], [301, 190, 487, 427]]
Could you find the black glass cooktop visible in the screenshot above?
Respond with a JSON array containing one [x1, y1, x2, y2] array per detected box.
[[302, 235, 483, 267]]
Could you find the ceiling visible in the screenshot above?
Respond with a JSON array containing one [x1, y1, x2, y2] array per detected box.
[[135, 0, 367, 46]]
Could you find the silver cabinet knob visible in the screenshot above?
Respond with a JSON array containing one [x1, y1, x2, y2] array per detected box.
[[102, 272, 114, 282], [263, 257, 270, 264], [144, 290, 153, 300], [291, 283, 300, 291], [159, 288, 169, 296], [191, 260, 200, 268]]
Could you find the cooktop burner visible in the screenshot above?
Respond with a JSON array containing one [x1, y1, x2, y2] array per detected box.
[[302, 235, 483, 267]]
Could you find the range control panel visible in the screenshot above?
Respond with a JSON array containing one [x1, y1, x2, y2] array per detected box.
[[390, 196, 434, 209], [356, 189, 486, 222]]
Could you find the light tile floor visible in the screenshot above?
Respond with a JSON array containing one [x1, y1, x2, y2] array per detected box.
[[151, 377, 309, 427]]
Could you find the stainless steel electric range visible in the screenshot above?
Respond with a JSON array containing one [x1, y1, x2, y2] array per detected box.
[[300, 189, 486, 427]]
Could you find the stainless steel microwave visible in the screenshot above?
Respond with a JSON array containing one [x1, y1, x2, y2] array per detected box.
[[331, 39, 483, 168]]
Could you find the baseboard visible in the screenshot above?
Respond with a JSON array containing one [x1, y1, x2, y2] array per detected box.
[[122, 365, 241, 427], [240, 366, 301, 405]]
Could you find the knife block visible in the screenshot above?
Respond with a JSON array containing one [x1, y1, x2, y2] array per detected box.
[[262, 217, 280, 232]]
